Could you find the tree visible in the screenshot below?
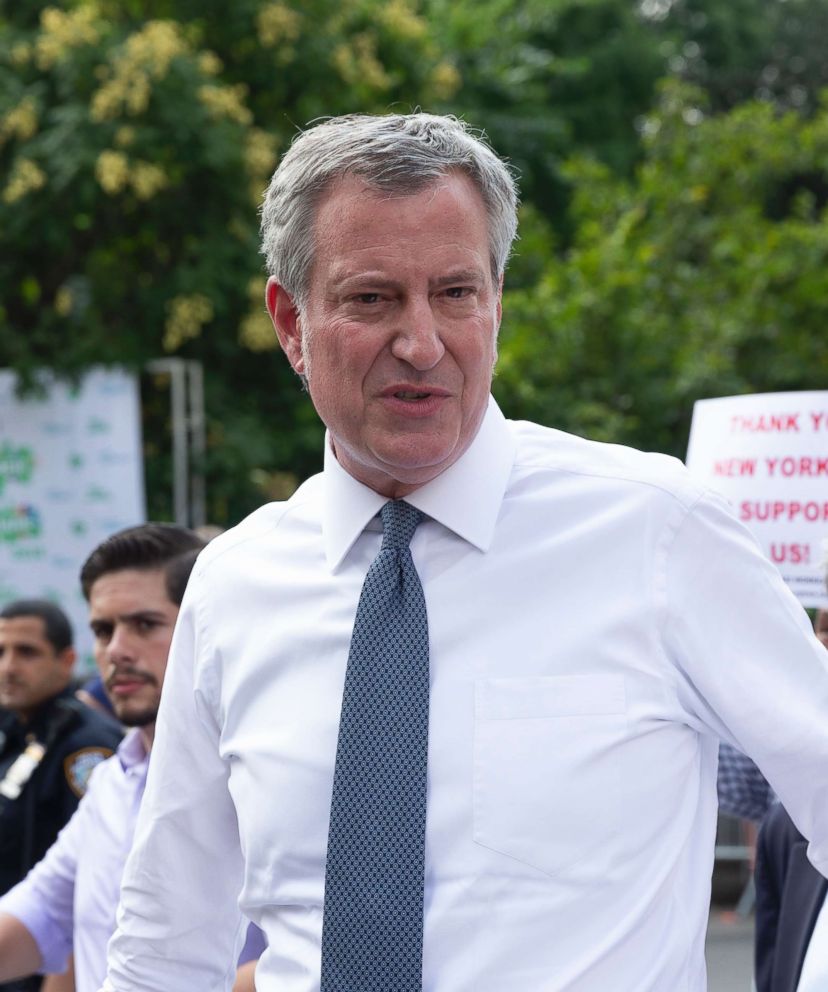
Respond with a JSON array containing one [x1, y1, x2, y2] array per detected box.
[[0, 0, 457, 522], [495, 81, 828, 459]]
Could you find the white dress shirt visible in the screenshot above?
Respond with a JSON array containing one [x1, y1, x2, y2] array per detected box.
[[104, 397, 828, 991], [1, 729, 149, 992]]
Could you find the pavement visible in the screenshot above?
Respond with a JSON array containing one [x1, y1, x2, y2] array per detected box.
[[706, 910, 755, 992]]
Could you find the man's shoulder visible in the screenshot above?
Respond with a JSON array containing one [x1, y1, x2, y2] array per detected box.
[[508, 418, 702, 509], [50, 700, 122, 799], [196, 473, 323, 573]]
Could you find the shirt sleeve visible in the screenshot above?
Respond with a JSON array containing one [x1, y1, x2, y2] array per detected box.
[[0, 779, 88, 974], [103, 570, 248, 992], [660, 489, 828, 873]]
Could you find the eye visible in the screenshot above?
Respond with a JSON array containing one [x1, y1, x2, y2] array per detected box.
[[444, 286, 473, 299], [353, 293, 381, 304]]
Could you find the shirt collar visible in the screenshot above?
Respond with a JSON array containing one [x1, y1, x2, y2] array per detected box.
[[117, 727, 150, 773], [322, 395, 514, 571]]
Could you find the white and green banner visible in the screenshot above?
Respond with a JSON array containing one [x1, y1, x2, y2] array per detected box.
[[0, 368, 145, 671]]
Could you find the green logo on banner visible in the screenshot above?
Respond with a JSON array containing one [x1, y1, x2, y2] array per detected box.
[[0, 444, 34, 495], [87, 417, 109, 435], [0, 504, 42, 542]]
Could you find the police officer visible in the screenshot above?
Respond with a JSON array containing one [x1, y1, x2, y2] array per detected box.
[[0, 599, 122, 992]]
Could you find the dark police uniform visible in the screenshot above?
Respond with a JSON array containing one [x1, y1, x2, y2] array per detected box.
[[0, 689, 122, 992]]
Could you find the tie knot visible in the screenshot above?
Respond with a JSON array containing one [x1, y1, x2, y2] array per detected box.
[[380, 500, 423, 550]]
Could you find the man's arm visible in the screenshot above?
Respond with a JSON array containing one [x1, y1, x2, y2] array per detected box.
[[231, 961, 257, 992], [0, 912, 42, 981], [662, 490, 828, 866], [42, 955, 75, 992], [103, 577, 248, 990]]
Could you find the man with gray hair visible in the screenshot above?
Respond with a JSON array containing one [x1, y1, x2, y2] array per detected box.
[[103, 113, 828, 992]]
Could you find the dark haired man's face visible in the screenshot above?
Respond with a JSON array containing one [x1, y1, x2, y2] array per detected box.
[[0, 616, 75, 721], [88, 568, 177, 740]]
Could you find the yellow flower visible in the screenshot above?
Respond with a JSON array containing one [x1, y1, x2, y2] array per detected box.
[[198, 51, 223, 76], [198, 84, 253, 126], [1, 98, 38, 144], [427, 61, 461, 101], [35, 6, 100, 70], [54, 286, 74, 317], [377, 0, 427, 42], [95, 150, 129, 195], [245, 129, 278, 179], [114, 126, 136, 148], [90, 21, 188, 122], [257, 3, 302, 46], [240, 309, 278, 351], [130, 161, 167, 200], [10, 43, 32, 67], [239, 278, 276, 350], [163, 294, 214, 351], [333, 33, 391, 91], [2, 159, 46, 204]]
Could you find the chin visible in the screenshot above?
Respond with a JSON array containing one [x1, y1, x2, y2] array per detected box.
[[117, 706, 159, 728]]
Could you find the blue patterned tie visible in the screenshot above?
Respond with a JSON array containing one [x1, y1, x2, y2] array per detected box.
[[321, 500, 429, 992]]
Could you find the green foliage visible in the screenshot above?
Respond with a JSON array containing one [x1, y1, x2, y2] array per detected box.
[[2, 0, 828, 527], [495, 81, 828, 458], [0, 0, 455, 523], [655, 0, 828, 114]]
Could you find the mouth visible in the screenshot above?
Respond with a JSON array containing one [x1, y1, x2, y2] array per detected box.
[[393, 390, 432, 401], [107, 674, 154, 696]]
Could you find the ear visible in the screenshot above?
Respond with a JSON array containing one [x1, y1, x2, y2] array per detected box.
[[266, 277, 306, 376], [58, 647, 77, 677]]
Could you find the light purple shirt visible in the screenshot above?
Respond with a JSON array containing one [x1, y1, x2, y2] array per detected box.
[[0, 729, 149, 992]]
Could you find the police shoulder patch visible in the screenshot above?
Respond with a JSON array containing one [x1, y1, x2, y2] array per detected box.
[[64, 747, 113, 798]]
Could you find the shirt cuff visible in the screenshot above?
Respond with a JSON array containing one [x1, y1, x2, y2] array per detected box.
[[0, 884, 72, 974]]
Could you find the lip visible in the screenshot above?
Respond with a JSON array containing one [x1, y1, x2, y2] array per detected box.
[[108, 679, 149, 696], [378, 384, 451, 418]]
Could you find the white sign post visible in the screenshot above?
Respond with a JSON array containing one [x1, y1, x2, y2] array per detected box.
[[0, 368, 146, 671], [686, 391, 828, 609]]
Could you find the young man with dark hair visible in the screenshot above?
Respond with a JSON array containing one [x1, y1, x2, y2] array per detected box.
[[0, 524, 267, 992], [0, 600, 121, 992]]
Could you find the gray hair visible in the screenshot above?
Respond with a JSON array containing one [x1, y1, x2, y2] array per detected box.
[[260, 113, 519, 308]]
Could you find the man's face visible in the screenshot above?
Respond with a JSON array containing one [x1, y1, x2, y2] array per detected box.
[[816, 609, 828, 651], [0, 616, 74, 721], [267, 172, 502, 498], [88, 568, 178, 730]]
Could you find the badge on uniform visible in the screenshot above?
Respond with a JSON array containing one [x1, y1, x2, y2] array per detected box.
[[64, 747, 113, 798]]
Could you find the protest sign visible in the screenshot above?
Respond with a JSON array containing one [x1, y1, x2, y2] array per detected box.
[[0, 368, 145, 670], [686, 391, 828, 609]]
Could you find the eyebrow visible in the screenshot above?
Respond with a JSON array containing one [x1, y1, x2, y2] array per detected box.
[[89, 609, 169, 626], [332, 267, 487, 292]]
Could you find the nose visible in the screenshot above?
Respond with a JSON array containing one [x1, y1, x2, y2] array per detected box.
[[104, 624, 135, 666], [390, 299, 445, 371], [0, 649, 18, 676]]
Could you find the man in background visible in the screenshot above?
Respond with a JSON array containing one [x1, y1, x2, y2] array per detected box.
[[754, 596, 828, 992], [0, 600, 121, 992], [0, 524, 262, 992]]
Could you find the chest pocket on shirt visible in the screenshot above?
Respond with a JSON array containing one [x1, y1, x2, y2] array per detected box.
[[473, 674, 626, 877]]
